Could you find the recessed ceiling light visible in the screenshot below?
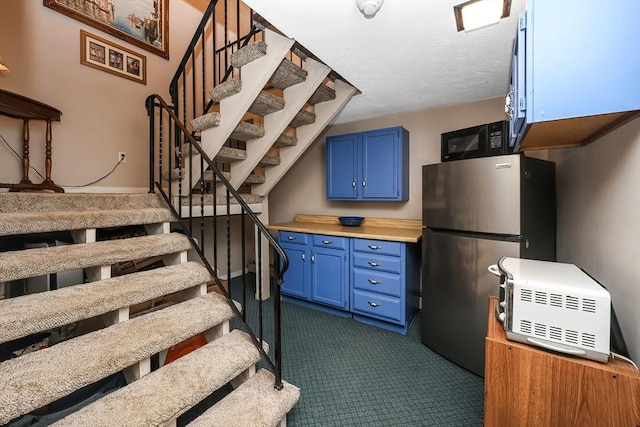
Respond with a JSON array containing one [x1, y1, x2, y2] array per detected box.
[[454, 0, 511, 32]]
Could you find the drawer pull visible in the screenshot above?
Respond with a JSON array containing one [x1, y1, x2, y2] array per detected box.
[[368, 245, 382, 250], [322, 240, 333, 245], [287, 236, 296, 241], [368, 301, 382, 307], [368, 279, 381, 285], [368, 262, 382, 267]]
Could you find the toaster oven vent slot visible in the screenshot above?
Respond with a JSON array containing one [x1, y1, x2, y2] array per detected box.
[[565, 329, 579, 345], [520, 320, 532, 334], [534, 323, 547, 337], [582, 333, 596, 348], [566, 296, 579, 310], [535, 291, 547, 305], [550, 293, 563, 307], [520, 289, 532, 302], [550, 326, 562, 341], [582, 298, 596, 313]]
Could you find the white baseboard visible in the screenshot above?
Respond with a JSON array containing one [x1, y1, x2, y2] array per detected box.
[[63, 186, 149, 193], [218, 268, 247, 281]]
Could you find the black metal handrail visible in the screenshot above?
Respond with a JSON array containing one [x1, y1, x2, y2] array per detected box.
[[146, 93, 288, 388]]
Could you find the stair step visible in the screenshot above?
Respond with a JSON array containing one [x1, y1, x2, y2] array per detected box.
[[269, 58, 308, 90], [0, 193, 167, 213], [52, 330, 261, 427], [0, 262, 212, 345], [0, 207, 175, 237], [163, 169, 231, 183], [191, 112, 221, 132], [244, 174, 266, 185], [209, 78, 242, 103], [230, 41, 267, 68], [0, 233, 192, 282], [259, 155, 281, 166], [308, 83, 336, 105], [188, 368, 300, 427], [181, 193, 263, 206], [0, 293, 236, 425], [215, 146, 247, 162], [248, 90, 285, 116], [230, 121, 265, 142], [289, 109, 316, 128], [273, 133, 298, 148]]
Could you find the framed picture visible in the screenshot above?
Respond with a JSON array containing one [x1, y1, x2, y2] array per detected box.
[[81, 30, 146, 85], [44, 0, 169, 59]]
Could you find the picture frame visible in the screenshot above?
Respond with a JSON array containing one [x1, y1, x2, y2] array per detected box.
[[44, 0, 169, 59], [80, 30, 147, 85]]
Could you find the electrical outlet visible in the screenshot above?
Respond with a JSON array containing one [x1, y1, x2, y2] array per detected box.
[[118, 152, 127, 163]]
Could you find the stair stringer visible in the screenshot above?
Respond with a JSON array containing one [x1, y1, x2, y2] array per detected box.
[[252, 79, 359, 196], [181, 29, 295, 193], [228, 58, 331, 189]]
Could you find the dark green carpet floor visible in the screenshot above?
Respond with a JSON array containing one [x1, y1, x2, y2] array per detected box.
[[229, 276, 484, 427]]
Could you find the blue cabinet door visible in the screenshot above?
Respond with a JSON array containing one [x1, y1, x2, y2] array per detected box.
[[326, 134, 358, 200], [361, 128, 400, 200], [280, 244, 311, 300], [311, 247, 348, 309]]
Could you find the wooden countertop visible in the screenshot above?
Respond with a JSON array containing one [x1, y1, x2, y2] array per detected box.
[[266, 214, 422, 243]]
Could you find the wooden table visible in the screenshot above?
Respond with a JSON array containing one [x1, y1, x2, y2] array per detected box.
[[0, 89, 64, 192], [484, 296, 640, 426]]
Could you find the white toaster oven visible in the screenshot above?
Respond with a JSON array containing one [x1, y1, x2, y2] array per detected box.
[[489, 257, 611, 363]]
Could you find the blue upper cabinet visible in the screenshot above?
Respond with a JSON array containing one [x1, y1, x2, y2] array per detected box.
[[326, 126, 409, 201], [507, 0, 640, 151]]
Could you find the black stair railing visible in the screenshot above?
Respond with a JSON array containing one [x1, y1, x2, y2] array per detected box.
[[146, 93, 288, 389]]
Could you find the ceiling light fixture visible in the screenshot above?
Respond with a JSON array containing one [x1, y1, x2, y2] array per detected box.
[[356, 0, 384, 18], [454, 0, 511, 32]]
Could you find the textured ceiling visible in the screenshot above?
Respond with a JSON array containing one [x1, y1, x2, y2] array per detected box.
[[244, 0, 526, 124]]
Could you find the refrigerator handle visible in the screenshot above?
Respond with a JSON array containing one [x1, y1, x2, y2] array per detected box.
[[488, 265, 501, 277]]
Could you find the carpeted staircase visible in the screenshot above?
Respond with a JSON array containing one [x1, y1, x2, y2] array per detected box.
[[0, 192, 299, 426]]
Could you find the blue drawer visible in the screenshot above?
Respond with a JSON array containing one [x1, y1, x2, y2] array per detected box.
[[352, 289, 403, 323], [352, 239, 402, 257], [352, 268, 401, 298], [352, 252, 401, 275], [278, 231, 308, 245], [313, 234, 348, 251]]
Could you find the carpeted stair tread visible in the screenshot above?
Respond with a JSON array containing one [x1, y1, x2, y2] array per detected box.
[[231, 41, 267, 68], [191, 112, 221, 132], [274, 134, 298, 148], [188, 368, 300, 427], [215, 146, 247, 162], [0, 262, 212, 345], [0, 293, 236, 425], [0, 193, 166, 213], [308, 84, 336, 105], [289, 109, 316, 128], [259, 155, 281, 166], [0, 207, 174, 237], [0, 233, 191, 282], [181, 193, 263, 206], [269, 58, 307, 90], [209, 78, 242, 103], [248, 90, 285, 116], [231, 121, 266, 142], [52, 330, 261, 427], [244, 174, 266, 185], [163, 169, 231, 183]]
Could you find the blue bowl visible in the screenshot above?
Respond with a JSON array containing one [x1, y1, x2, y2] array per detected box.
[[338, 216, 364, 227]]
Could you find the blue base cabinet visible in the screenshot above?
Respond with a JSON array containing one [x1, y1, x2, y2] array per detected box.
[[508, 0, 640, 151], [326, 126, 409, 201], [279, 231, 419, 334]]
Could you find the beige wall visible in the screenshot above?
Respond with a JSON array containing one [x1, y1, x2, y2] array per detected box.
[[549, 117, 640, 363], [0, 0, 208, 191], [268, 97, 506, 223]]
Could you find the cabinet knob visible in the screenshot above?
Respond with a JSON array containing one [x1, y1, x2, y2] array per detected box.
[[287, 236, 296, 241], [368, 301, 382, 307], [362, 178, 367, 188], [311, 254, 315, 264], [302, 253, 305, 262], [368, 245, 382, 250], [322, 240, 332, 245], [352, 179, 357, 189], [368, 262, 382, 267], [368, 279, 381, 285]]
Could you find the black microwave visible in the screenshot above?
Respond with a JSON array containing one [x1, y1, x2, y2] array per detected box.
[[441, 120, 512, 162]]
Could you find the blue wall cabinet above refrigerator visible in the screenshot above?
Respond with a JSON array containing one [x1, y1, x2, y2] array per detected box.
[[507, 0, 640, 152], [326, 126, 409, 201]]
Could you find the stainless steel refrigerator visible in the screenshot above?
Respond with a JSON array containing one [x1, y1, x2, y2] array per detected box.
[[421, 154, 556, 376]]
